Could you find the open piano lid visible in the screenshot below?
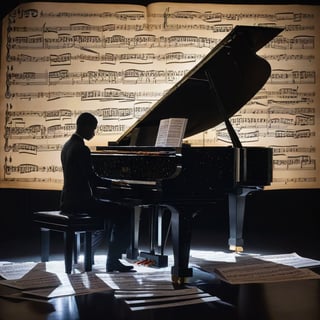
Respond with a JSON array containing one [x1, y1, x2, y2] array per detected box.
[[116, 25, 283, 146]]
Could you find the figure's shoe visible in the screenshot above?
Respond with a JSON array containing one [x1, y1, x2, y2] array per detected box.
[[107, 260, 135, 272]]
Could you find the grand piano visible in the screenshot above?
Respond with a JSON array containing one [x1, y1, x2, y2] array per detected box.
[[92, 25, 283, 283]]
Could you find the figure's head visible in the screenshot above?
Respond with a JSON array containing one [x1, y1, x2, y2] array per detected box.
[[76, 112, 98, 140]]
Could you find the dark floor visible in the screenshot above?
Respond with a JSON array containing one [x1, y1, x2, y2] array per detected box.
[[1, 219, 320, 320], [0, 188, 319, 319]]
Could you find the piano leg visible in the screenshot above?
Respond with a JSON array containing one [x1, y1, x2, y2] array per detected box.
[[149, 206, 160, 255], [152, 206, 171, 257], [157, 206, 171, 256], [167, 205, 193, 284], [228, 187, 258, 252], [139, 205, 169, 267], [126, 205, 141, 260]]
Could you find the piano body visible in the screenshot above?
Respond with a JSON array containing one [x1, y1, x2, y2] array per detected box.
[[92, 25, 283, 283]]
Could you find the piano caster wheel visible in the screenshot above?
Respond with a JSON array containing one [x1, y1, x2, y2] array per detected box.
[[229, 245, 243, 253], [171, 275, 188, 285]]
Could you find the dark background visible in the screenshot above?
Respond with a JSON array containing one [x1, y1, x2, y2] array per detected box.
[[0, 0, 319, 262]]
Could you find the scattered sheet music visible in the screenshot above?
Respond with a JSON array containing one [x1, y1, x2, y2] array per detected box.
[[194, 254, 320, 284]]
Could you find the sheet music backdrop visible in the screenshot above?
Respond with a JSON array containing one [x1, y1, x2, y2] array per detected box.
[[0, 2, 319, 190]]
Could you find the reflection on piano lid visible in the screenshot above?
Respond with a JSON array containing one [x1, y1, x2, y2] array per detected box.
[[113, 25, 283, 147]]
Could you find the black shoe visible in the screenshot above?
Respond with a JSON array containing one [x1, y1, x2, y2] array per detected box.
[[106, 260, 135, 272]]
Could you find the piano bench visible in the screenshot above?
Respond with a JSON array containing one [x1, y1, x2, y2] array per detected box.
[[33, 211, 105, 274]]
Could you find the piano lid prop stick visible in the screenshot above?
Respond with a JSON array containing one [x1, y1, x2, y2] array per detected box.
[[205, 70, 242, 148]]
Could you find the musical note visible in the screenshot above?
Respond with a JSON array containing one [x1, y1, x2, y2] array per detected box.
[[1, 2, 319, 189]]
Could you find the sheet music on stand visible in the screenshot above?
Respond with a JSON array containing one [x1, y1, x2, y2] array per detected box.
[[155, 118, 188, 147]]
